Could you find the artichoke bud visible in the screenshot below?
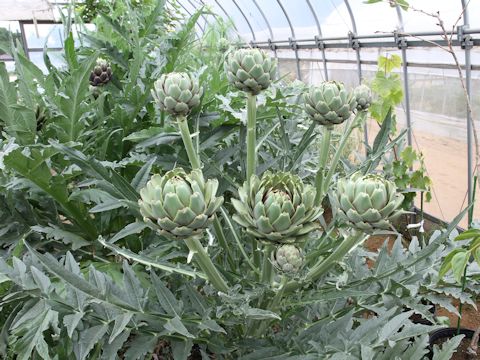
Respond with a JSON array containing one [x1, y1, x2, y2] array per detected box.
[[152, 72, 203, 117], [272, 245, 304, 274], [232, 171, 323, 244], [353, 84, 372, 111], [89, 58, 112, 86], [139, 168, 223, 240], [304, 81, 356, 126], [224, 48, 277, 95], [330, 173, 404, 232]]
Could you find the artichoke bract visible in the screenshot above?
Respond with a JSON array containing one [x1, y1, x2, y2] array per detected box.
[[89, 58, 112, 86], [152, 72, 203, 117], [232, 172, 323, 244], [330, 174, 404, 232], [272, 245, 304, 274], [353, 84, 372, 111], [305, 81, 355, 126], [225, 48, 277, 95], [139, 168, 223, 240]]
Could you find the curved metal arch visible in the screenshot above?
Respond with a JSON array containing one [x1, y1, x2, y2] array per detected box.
[[344, 0, 362, 82], [275, 0, 301, 79], [251, 0, 279, 75], [305, 0, 328, 81], [461, 0, 474, 216], [177, 1, 205, 35], [394, 3, 412, 147], [344, 0, 365, 148], [211, 0, 240, 34], [187, 0, 211, 30], [230, 0, 256, 41], [251, 0, 273, 40]]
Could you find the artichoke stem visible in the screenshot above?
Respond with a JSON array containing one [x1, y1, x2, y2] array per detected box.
[[305, 231, 368, 283], [323, 111, 366, 195], [314, 126, 332, 205], [246, 92, 257, 181], [261, 244, 274, 284], [184, 237, 229, 293], [177, 115, 201, 170]]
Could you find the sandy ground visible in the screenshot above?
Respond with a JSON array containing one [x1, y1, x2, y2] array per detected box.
[[366, 112, 480, 229]]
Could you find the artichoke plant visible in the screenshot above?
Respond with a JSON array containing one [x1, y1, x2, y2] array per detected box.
[[224, 48, 277, 94], [232, 172, 323, 244], [139, 168, 223, 240], [330, 174, 404, 232], [304, 81, 356, 126], [353, 84, 372, 111], [272, 245, 304, 274], [152, 72, 203, 116], [89, 58, 112, 86]]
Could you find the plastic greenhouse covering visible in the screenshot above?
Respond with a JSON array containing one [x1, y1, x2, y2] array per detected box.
[[0, 0, 480, 227]]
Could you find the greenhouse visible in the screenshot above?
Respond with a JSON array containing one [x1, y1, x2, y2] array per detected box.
[[1, 0, 480, 358]]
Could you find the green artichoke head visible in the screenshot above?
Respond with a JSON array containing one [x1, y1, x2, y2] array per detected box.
[[232, 172, 323, 244], [152, 72, 203, 117], [330, 173, 404, 232], [139, 168, 223, 240], [90, 58, 112, 86], [353, 84, 372, 111], [272, 245, 304, 274], [224, 48, 277, 95], [304, 81, 356, 126]]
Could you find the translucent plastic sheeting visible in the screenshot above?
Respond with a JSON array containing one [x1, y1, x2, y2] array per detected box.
[[399, 0, 468, 32], [23, 23, 64, 49]]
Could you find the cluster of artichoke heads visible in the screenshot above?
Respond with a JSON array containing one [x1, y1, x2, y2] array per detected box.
[[90, 58, 112, 86], [138, 47, 403, 277], [330, 173, 404, 232]]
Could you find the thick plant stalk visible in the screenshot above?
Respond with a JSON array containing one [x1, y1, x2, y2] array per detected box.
[[246, 93, 257, 181], [283, 231, 368, 294], [322, 111, 366, 195], [261, 244, 274, 283], [177, 115, 201, 170], [184, 237, 229, 293], [314, 126, 332, 205]]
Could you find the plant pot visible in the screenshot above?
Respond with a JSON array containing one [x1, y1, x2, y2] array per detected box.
[[429, 327, 478, 359]]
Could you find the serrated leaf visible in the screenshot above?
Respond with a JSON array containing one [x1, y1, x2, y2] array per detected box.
[[451, 251, 469, 283], [110, 222, 148, 244], [123, 334, 157, 359], [244, 307, 281, 320], [432, 334, 464, 360], [378, 310, 413, 342], [150, 271, 180, 316], [64, 312, 84, 338], [74, 324, 108, 360], [122, 261, 145, 311], [164, 316, 194, 338], [131, 157, 156, 191], [109, 313, 133, 344], [171, 339, 193, 360]]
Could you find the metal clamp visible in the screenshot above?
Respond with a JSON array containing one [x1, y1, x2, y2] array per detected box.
[[394, 30, 407, 49], [289, 37, 298, 50], [348, 31, 360, 50], [458, 26, 473, 49], [268, 39, 276, 51], [314, 35, 325, 50]]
